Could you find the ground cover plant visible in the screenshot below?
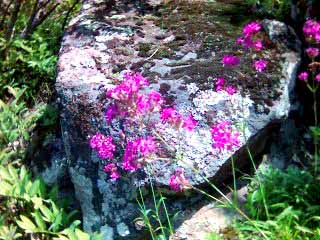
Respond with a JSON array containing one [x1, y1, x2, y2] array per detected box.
[[0, 1, 101, 239]]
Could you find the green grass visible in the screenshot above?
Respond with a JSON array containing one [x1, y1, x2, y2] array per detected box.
[[233, 167, 320, 240]]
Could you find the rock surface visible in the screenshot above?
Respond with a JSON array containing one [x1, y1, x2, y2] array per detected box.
[[53, 0, 300, 239]]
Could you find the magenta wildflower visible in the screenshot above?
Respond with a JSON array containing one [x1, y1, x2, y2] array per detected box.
[[226, 86, 237, 95], [254, 59, 268, 72], [105, 104, 118, 123], [298, 72, 309, 81], [134, 137, 156, 157], [148, 91, 163, 111], [306, 47, 319, 58], [303, 20, 320, 42], [122, 141, 139, 171], [211, 121, 240, 151], [137, 94, 151, 113], [161, 107, 182, 125], [122, 137, 157, 171], [182, 115, 198, 132], [254, 40, 263, 51], [236, 37, 244, 45], [215, 77, 225, 91], [103, 163, 120, 180], [222, 55, 240, 66], [169, 169, 190, 192], [90, 133, 116, 159], [315, 73, 320, 82], [243, 22, 261, 37], [106, 72, 149, 101]]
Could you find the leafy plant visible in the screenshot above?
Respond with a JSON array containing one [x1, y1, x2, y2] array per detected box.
[[245, 0, 291, 20], [234, 167, 320, 240], [0, 163, 101, 240]]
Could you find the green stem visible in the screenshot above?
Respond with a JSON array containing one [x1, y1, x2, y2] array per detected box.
[[159, 191, 173, 235], [231, 156, 238, 208], [147, 170, 166, 238], [241, 123, 269, 220], [138, 185, 156, 240]]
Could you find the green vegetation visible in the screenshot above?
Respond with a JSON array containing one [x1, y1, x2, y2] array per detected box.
[[234, 167, 320, 240], [0, 1, 101, 239], [245, 0, 291, 21]]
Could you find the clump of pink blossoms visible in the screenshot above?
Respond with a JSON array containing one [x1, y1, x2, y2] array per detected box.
[[222, 55, 240, 66], [211, 121, 240, 151], [161, 107, 198, 132], [90, 133, 116, 159], [169, 169, 190, 192], [104, 163, 120, 180], [105, 72, 163, 122], [237, 21, 263, 50], [303, 20, 320, 43], [254, 60, 268, 72], [298, 72, 309, 81], [122, 137, 157, 171], [306, 47, 319, 59], [215, 77, 237, 95]]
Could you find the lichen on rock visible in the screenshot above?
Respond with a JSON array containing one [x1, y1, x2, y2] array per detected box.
[[54, 0, 301, 238]]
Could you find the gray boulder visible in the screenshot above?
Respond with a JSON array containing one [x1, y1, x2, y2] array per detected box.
[[54, 0, 300, 239]]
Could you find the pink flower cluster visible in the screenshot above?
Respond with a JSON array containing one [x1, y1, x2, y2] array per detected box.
[[222, 55, 240, 66], [303, 20, 320, 43], [90, 133, 116, 159], [211, 121, 240, 151], [298, 20, 320, 84], [169, 169, 190, 192], [254, 60, 268, 72], [105, 72, 163, 122], [306, 47, 319, 59], [104, 163, 120, 180], [161, 107, 198, 132], [215, 77, 237, 95], [122, 137, 157, 171], [237, 21, 263, 51]]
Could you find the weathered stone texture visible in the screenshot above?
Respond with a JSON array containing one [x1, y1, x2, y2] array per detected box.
[[53, 0, 300, 238]]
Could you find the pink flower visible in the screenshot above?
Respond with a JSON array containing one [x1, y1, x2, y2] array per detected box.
[[303, 20, 320, 42], [211, 121, 240, 151], [243, 22, 261, 37], [254, 40, 263, 51], [298, 72, 309, 81], [137, 94, 151, 113], [222, 55, 240, 66], [254, 59, 268, 72], [215, 77, 225, 91], [236, 37, 244, 45], [306, 47, 319, 58], [106, 72, 149, 101], [161, 107, 182, 125], [226, 86, 237, 95], [148, 91, 163, 110], [90, 133, 116, 159], [122, 137, 157, 171], [134, 137, 156, 157], [182, 115, 198, 132], [315, 73, 320, 82], [103, 163, 120, 180], [122, 141, 139, 171], [105, 104, 118, 123], [169, 169, 190, 192]]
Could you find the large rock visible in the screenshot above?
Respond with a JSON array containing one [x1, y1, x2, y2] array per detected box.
[[54, 0, 300, 239]]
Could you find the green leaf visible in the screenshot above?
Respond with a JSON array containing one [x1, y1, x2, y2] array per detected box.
[[32, 210, 46, 231], [29, 179, 40, 196], [39, 204, 53, 222], [16, 216, 37, 232]]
